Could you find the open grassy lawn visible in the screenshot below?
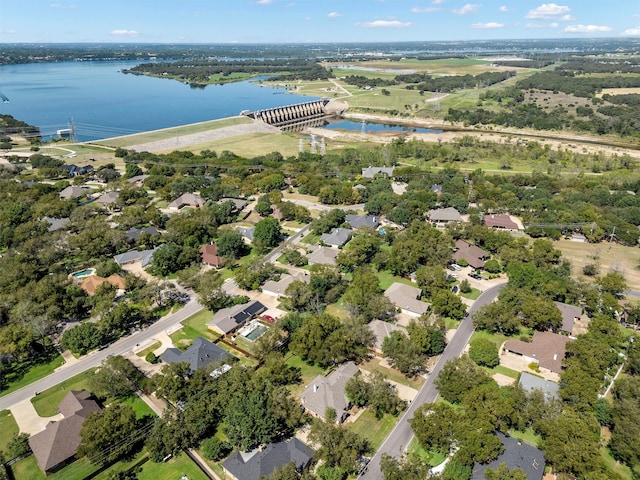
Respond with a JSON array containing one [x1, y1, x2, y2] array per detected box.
[[0, 353, 65, 398], [176, 131, 302, 158], [460, 287, 481, 300], [31, 369, 96, 417], [484, 364, 520, 380], [360, 357, 424, 390], [11, 455, 100, 480], [347, 410, 398, 451], [169, 309, 218, 347], [0, 409, 19, 454], [136, 452, 209, 480], [508, 428, 541, 447], [324, 303, 350, 320], [94, 116, 252, 148], [376, 270, 414, 291], [284, 353, 329, 397], [121, 396, 157, 419], [407, 439, 447, 467], [10, 455, 47, 480], [601, 447, 632, 480], [137, 341, 162, 358], [470, 329, 516, 350]]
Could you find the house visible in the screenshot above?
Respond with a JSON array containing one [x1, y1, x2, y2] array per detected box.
[[200, 243, 226, 267], [208, 300, 267, 336], [237, 226, 256, 243], [345, 214, 379, 230], [554, 301, 581, 335], [59, 164, 77, 177], [503, 331, 573, 375], [518, 372, 560, 401], [80, 274, 126, 296], [221, 438, 313, 480], [300, 361, 359, 423], [307, 247, 339, 266], [384, 282, 430, 317], [43, 216, 70, 232], [125, 226, 160, 244], [320, 227, 353, 248], [262, 273, 309, 298], [59, 185, 88, 200], [428, 207, 463, 225], [28, 391, 101, 474], [126, 174, 149, 185], [219, 197, 248, 212], [95, 191, 119, 207], [160, 337, 232, 373], [484, 214, 519, 230], [453, 239, 490, 269], [361, 166, 395, 179], [471, 432, 545, 480], [368, 319, 406, 354], [113, 247, 158, 268], [75, 165, 94, 176], [168, 192, 205, 211], [431, 184, 443, 196]]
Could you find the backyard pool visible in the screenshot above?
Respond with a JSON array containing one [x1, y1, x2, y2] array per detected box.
[[243, 323, 267, 341], [70, 268, 96, 279]]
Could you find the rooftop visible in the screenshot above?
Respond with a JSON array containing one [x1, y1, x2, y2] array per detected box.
[[504, 331, 573, 374]]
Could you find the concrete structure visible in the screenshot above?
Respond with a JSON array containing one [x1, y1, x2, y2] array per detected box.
[[503, 331, 573, 375], [384, 282, 430, 317], [472, 432, 545, 480], [168, 192, 205, 211], [300, 362, 359, 423], [222, 438, 313, 480], [245, 99, 332, 128], [453, 239, 490, 270], [28, 391, 101, 474], [519, 372, 560, 401], [160, 337, 232, 373], [320, 227, 353, 248], [554, 301, 581, 335], [361, 166, 395, 179], [208, 300, 267, 336]]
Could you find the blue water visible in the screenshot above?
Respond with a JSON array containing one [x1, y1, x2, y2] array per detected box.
[[0, 61, 318, 141], [71, 269, 94, 278], [325, 119, 442, 134], [244, 325, 267, 341]]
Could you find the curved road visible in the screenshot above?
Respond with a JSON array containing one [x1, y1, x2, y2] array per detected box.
[[359, 282, 506, 479]]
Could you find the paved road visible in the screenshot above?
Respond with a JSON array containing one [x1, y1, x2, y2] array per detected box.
[[358, 282, 506, 479], [0, 299, 204, 411]]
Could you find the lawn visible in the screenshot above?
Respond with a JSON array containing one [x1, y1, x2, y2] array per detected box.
[[284, 353, 329, 397], [0, 409, 19, 454], [360, 357, 424, 390], [10, 454, 98, 480], [169, 309, 218, 347], [31, 369, 96, 417], [376, 270, 414, 291], [136, 341, 162, 358], [601, 446, 632, 480], [470, 329, 516, 350], [135, 452, 209, 480], [347, 410, 398, 451], [484, 364, 520, 380], [0, 353, 65, 397], [460, 287, 481, 300], [407, 439, 447, 467], [176, 131, 302, 158], [121, 395, 157, 419], [508, 428, 541, 447]]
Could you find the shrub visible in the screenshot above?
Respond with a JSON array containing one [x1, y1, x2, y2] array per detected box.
[[583, 263, 599, 276], [528, 362, 540, 372], [201, 437, 232, 462], [459, 279, 472, 294], [145, 352, 158, 364], [469, 338, 499, 368]]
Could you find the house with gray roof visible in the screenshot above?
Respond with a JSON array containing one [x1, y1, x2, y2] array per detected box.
[[321, 227, 353, 248], [43, 216, 70, 232], [345, 214, 379, 230], [113, 247, 158, 268], [95, 191, 119, 207], [368, 319, 406, 353], [222, 438, 313, 480], [160, 337, 232, 373], [125, 226, 160, 244], [237, 226, 256, 243], [472, 432, 545, 480], [362, 166, 395, 178], [59, 185, 89, 200], [168, 192, 205, 211], [384, 282, 430, 317], [428, 207, 464, 225], [29, 391, 101, 474], [208, 300, 267, 335], [307, 247, 339, 266], [518, 372, 560, 401], [554, 301, 581, 335], [126, 174, 149, 185], [262, 273, 309, 298], [219, 197, 248, 212], [300, 361, 359, 423]]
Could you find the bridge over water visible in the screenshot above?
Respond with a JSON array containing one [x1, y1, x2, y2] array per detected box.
[[242, 98, 345, 130]]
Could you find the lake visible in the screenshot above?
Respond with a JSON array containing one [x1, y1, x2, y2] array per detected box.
[[325, 119, 442, 134], [0, 61, 318, 141]]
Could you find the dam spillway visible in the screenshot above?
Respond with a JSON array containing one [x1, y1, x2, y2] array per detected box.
[[243, 98, 336, 129]]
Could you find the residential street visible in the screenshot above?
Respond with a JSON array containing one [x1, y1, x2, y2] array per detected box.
[[358, 282, 506, 480]]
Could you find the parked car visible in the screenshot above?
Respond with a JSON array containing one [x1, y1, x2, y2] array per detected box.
[[451, 285, 459, 293], [451, 264, 462, 271], [263, 315, 275, 323], [447, 265, 456, 271], [470, 272, 482, 280]]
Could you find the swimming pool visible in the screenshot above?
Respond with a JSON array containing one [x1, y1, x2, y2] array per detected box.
[[244, 325, 267, 341], [71, 268, 95, 279]]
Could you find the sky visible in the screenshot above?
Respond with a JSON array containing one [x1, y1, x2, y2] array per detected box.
[[1, 0, 639, 44]]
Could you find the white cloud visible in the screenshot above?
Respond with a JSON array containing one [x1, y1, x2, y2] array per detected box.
[[50, 3, 76, 8], [559, 14, 575, 21], [453, 4, 479, 15], [0, 29, 17, 35], [327, 12, 342, 17], [357, 20, 412, 28], [622, 27, 640, 35], [499, 6, 508, 12], [526, 3, 570, 19], [412, 7, 441, 13], [564, 24, 612, 33], [111, 29, 139, 37], [526, 22, 554, 29], [432, 0, 445, 4], [257, 0, 272, 4], [472, 22, 505, 29]]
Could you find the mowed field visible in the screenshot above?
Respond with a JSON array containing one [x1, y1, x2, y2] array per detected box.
[[555, 239, 640, 291]]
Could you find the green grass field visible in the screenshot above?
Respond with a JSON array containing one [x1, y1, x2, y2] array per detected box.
[[407, 439, 447, 467], [0, 354, 65, 398], [347, 410, 398, 451], [284, 353, 328, 397], [120, 395, 157, 419], [137, 341, 162, 357], [0, 409, 20, 454], [360, 357, 424, 391], [169, 309, 218, 347], [31, 369, 95, 417]]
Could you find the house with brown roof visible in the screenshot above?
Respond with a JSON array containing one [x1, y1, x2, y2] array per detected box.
[[79, 274, 127, 296], [300, 362, 359, 423], [453, 240, 490, 269], [428, 207, 464, 225], [554, 301, 581, 335], [28, 390, 101, 474], [307, 247, 339, 266], [95, 191, 119, 207], [503, 331, 573, 375], [483, 214, 519, 230], [384, 282, 430, 317], [168, 192, 205, 211], [200, 243, 225, 268]]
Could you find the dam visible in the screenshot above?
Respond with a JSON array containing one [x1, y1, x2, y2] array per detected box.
[[242, 98, 345, 130]]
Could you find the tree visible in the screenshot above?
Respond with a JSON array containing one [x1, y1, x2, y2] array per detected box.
[[345, 375, 371, 408], [78, 404, 141, 465], [283, 280, 316, 313], [597, 271, 627, 298], [61, 322, 104, 355], [308, 420, 371, 474], [484, 462, 527, 480], [0, 324, 35, 360], [152, 242, 188, 276], [415, 266, 448, 299], [367, 372, 406, 418], [382, 331, 425, 377], [431, 289, 466, 320], [253, 217, 283, 253], [200, 436, 231, 461], [380, 454, 432, 480], [217, 230, 245, 259], [224, 390, 279, 450], [473, 301, 520, 335], [435, 355, 492, 404], [88, 355, 144, 400], [410, 402, 459, 454], [469, 338, 499, 368], [342, 267, 394, 322], [197, 269, 232, 311], [406, 318, 446, 356]]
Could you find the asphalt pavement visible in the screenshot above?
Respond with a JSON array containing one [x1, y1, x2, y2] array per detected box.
[[358, 282, 506, 480]]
